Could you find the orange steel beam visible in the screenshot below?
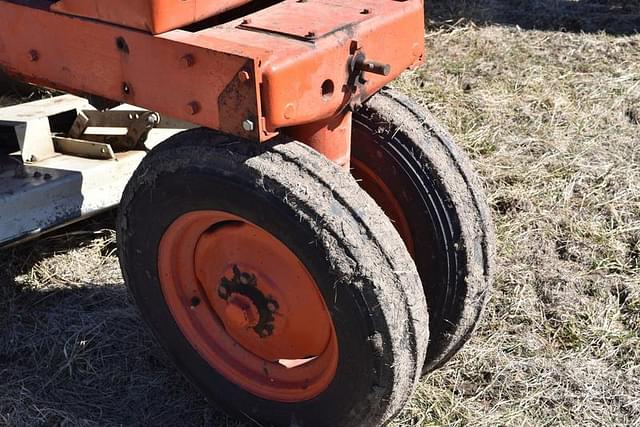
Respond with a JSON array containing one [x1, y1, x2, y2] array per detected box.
[[50, 0, 256, 34], [285, 112, 353, 169], [0, 0, 424, 142]]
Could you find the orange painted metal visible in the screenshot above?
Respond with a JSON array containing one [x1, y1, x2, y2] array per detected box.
[[285, 112, 352, 169], [51, 0, 253, 34], [351, 156, 416, 257], [158, 211, 339, 402], [215, 0, 425, 133], [0, 1, 262, 139], [239, 1, 370, 39], [0, 0, 424, 143]]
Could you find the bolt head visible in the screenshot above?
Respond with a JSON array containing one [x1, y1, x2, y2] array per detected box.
[[147, 113, 160, 125], [186, 101, 201, 115], [181, 54, 195, 67], [238, 70, 251, 82], [242, 119, 255, 132], [284, 103, 296, 120]]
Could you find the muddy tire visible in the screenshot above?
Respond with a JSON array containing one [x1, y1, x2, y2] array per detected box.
[[117, 129, 428, 427], [351, 88, 495, 373]]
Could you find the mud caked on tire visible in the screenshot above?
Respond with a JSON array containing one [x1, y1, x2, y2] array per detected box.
[[117, 129, 429, 427], [351, 88, 495, 373]]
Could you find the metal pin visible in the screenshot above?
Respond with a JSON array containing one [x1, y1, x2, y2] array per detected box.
[[357, 60, 391, 76]]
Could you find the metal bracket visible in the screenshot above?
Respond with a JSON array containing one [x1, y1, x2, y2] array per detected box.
[[346, 49, 392, 109], [0, 96, 195, 162], [70, 109, 195, 151], [53, 136, 115, 160], [0, 95, 90, 162]]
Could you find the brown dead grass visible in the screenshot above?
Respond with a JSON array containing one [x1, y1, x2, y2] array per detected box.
[[393, 3, 640, 426], [1, 1, 639, 425], [0, 216, 245, 426]]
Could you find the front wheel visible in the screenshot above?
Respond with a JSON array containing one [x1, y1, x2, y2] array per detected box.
[[117, 130, 428, 426]]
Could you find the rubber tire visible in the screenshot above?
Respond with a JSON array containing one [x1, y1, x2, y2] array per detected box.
[[117, 129, 428, 427], [352, 88, 495, 374]]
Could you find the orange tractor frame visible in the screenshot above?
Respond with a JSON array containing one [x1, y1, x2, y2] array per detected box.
[[0, 1, 494, 426], [1, 0, 424, 163]]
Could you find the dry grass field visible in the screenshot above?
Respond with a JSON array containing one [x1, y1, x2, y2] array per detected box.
[[1, 1, 639, 426]]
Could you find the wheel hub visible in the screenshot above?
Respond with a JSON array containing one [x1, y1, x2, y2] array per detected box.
[[217, 265, 278, 338], [224, 293, 260, 329], [157, 211, 339, 402]]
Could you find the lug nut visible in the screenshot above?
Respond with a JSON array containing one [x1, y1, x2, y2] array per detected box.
[[219, 285, 228, 298]]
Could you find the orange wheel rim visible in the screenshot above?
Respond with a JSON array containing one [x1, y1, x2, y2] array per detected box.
[[158, 211, 338, 402], [351, 156, 415, 256]]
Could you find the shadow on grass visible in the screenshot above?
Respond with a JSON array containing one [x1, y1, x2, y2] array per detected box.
[[0, 212, 244, 426], [426, 0, 640, 35]]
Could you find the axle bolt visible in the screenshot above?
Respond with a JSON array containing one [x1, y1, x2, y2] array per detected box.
[[358, 60, 391, 76]]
